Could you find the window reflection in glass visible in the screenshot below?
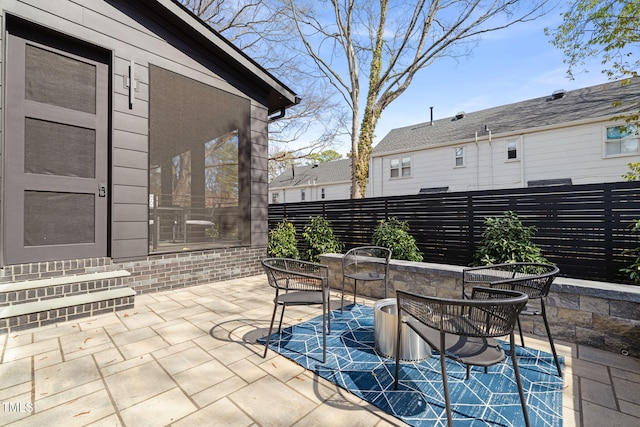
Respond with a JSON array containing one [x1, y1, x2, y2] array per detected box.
[[149, 65, 249, 253]]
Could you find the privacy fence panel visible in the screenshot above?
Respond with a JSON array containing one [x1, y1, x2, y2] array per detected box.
[[268, 181, 640, 284]]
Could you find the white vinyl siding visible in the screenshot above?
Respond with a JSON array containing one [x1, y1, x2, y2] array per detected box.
[[269, 182, 352, 203], [370, 120, 640, 197]]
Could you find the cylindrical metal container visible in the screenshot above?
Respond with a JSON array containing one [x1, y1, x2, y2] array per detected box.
[[373, 298, 431, 361]]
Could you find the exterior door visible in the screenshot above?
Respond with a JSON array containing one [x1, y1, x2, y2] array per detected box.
[[3, 32, 109, 265]]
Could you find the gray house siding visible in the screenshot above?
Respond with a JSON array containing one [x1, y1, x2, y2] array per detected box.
[[0, 0, 296, 309], [0, 0, 278, 261]]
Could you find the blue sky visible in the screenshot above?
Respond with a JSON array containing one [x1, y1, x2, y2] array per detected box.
[[326, 5, 612, 155]]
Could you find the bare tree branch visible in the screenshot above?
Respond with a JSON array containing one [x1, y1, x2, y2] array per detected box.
[[283, 0, 550, 197]]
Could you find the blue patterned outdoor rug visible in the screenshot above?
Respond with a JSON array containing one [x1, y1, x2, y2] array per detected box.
[[264, 304, 564, 427]]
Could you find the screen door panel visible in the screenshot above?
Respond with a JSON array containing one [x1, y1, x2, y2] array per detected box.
[[4, 33, 108, 264], [24, 191, 95, 246]]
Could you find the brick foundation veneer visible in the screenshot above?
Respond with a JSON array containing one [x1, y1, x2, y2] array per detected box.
[[0, 247, 266, 333], [1, 295, 135, 333], [0, 246, 266, 294]]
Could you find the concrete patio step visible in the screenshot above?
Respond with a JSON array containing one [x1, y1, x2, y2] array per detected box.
[[0, 270, 135, 333]]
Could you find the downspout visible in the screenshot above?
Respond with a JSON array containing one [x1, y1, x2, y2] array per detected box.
[[520, 134, 525, 187], [269, 97, 301, 122], [475, 132, 480, 190], [488, 129, 493, 189], [268, 108, 286, 122]]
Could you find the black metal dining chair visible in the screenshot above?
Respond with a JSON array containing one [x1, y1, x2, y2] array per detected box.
[[463, 262, 562, 376], [261, 258, 331, 363], [394, 287, 530, 427], [341, 246, 391, 310]]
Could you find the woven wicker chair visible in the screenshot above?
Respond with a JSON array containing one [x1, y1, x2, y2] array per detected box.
[[462, 262, 562, 376], [341, 246, 391, 310], [262, 258, 331, 363], [394, 287, 530, 427]]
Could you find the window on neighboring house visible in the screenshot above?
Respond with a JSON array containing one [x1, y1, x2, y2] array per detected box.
[[605, 124, 639, 157], [454, 147, 464, 167], [390, 156, 411, 178], [301, 189, 306, 201], [506, 140, 518, 160], [271, 192, 279, 203], [321, 188, 326, 199]]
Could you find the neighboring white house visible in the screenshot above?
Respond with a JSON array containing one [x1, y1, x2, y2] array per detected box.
[[269, 158, 352, 203], [368, 79, 640, 197]]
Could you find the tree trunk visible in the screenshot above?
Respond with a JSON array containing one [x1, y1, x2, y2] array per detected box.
[[352, 0, 387, 199]]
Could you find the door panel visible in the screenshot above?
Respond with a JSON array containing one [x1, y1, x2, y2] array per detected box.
[[4, 33, 109, 264]]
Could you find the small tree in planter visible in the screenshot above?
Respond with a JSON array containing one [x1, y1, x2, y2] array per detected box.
[[268, 218, 299, 259], [371, 217, 423, 262], [302, 216, 343, 262], [473, 210, 549, 265]]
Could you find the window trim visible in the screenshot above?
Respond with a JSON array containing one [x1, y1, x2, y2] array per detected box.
[[454, 147, 465, 167], [604, 123, 639, 158], [505, 139, 519, 161], [390, 156, 412, 179]]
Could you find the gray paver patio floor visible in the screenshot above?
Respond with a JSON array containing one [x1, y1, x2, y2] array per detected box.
[[1, 275, 640, 426]]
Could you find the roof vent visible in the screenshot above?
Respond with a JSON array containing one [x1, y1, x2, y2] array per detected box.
[[551, 89, 566, 100], [453, 111, 465, 121]]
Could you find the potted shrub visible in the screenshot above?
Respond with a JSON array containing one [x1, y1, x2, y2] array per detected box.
[[302, 216, 343, 262], [371, 217, 423, 262], [473, 210, 549, 265], [268, 218, 299, 259]]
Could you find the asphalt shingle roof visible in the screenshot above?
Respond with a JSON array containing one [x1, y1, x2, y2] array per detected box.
[[269, 158, 352, 188], [373, 79, 640, 155]]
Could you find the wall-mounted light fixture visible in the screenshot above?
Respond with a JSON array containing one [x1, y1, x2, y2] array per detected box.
[[124, 60, 137, 109]]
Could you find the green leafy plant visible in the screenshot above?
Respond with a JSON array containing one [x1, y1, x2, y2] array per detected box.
[[623, 162, 640, 182], [268, 218, 299, 259], [302, 216, 343, 262], [473, 211, 549, 265], [371, 217, 423, 262], [621, 219, 640, 284]]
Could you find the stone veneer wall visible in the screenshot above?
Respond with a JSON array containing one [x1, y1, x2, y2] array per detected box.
[[320, 253, 640, 358], [0, 246, 266, 294]]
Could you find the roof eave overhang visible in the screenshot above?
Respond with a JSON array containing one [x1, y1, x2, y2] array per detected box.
[[150, 0, 298, 114]]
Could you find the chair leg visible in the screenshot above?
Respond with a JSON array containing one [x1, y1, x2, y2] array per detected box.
[[263, 302, 279, 358], [321, 301, 327, 363], [517, 316, 526, 348], [510, 332, 531, 427], [341, 276, 346, 312], [327, 301, 331, 334], [541, 300, 563, 376], [353, 279, 358, 305], [440, 335, 454, 427], [277, 303, 286, 334], [393, 314, 403, 390]]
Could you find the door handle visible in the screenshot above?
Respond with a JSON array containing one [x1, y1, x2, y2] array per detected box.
[[98, 183, 107, 197]]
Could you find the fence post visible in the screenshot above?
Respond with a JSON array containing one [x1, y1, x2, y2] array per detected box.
[[604, 182, 614, 280], [467, 193, 474, 265]]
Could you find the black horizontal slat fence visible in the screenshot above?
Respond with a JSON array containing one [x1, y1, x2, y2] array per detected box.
[[268, 181, 640, 284]]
